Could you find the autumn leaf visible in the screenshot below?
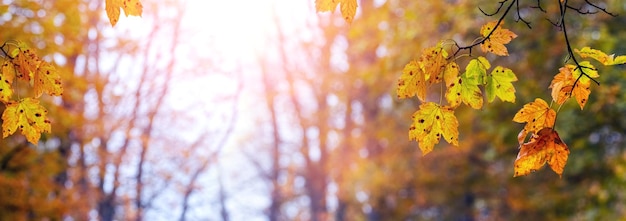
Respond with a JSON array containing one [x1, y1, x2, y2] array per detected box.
[[480, 21, 517, 56], [106, 0, 143, 26], [443, 62, 459, 87], [315, 0, 339, 11], [445, 75, 483, 109], [513, 98, 556, 143], [420, 43, 449, 84], [316, 0, 357, 23], [571, 61, 598, 84], [486, 66, 517, 103], [13, 48, 41, 81], [0, 61, 14, 103], [1, 60, 15, 84], [33, 61, 63, 97], [446, 57, 487, 109], [340, 0, 357, 24], [514, 128, 570, 177], [2, 98, 51, 144], [465, 56, 490, 85], [549, 65, 593, 109], [575, 47, 626, 66], [397, 60, 426, 101], [397, 43, 450, 101], [0, 73, 13, 103], [409, 102, 459, 155]]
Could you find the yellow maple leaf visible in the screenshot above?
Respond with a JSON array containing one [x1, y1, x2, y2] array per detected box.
[[480, 21, 518, 56], [443, 62, 459, 87], [514, 128, 570, 177], [315, 0, 357, 24], [105, 0, 143, 26], [0, 61, 14, 103], [409, 102, 459, 155], [33, 61, 63, 97], [421, 44, 449, 84], [1, 60, 15, 84], [315, 0, 339, 12], [575, 47, 626, 66], [513, 98, 556, 143], [2, 98, 51, 144], [0, 74, 12, 103], [340, 0, 357, 24], [397, 60, 427, 101]]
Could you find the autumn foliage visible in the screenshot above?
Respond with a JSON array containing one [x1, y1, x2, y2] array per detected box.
[[393, 0, 626, 177], [0, 42, 63, 144]]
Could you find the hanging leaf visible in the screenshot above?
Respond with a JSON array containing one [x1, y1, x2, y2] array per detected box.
[[13, 48, 41, 81], [514, 128, 570, 178], [2, 98, 51, 144], [486, 66, 517, 103], [445, 57, 488, 109], [549, 65, 593, 109], [445, 75, 483, 109], [480, 21, 517, 56], [465, 56, 490, 84], [105, 0, 143, 26], [315, 0, 357, 24], [513, 98, 556, 143], [397, 60, 427, 101], [409, 102, 459, 155], [575, 47, 626, 66], [422, 44, 449, 84], [0, 72, 13, 103], [33, 61, 63, 97]]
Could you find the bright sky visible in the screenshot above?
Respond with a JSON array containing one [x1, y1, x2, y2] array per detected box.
[[114, 0, 316, 220]]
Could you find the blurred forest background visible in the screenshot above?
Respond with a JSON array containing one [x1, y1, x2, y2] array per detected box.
[[1, 0, 626, 220]]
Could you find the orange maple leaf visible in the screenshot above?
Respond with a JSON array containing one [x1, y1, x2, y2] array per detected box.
[[13, 48, 41, 81], [514, 128, 570, 177], [513, 98, 556, 144], [480, 21, 518, 56], [549, 65, 593, 109]]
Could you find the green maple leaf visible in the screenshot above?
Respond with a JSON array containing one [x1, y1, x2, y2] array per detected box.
[[486, 66, 517, 103]]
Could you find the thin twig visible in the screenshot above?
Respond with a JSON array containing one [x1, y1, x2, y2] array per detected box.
[[453, 0, 516, 58]]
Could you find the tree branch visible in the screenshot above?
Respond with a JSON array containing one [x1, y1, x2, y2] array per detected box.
[[557, 0, 601, 98], [453, 0, 516, 58]]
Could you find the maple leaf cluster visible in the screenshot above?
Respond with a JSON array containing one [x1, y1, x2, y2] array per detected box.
[[512, 46, 625, 177], [0, 41, 64, 144], [397, 22, 518, 156]]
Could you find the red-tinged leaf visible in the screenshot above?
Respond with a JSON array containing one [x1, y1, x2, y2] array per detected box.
[[514, 128, 570, 177]]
